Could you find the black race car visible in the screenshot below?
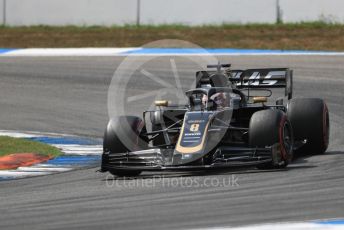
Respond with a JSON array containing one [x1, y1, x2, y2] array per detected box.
[[101, 63, 330, 177]]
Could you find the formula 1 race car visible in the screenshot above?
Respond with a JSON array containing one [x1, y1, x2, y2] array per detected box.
[[101, 63, 330, 177]]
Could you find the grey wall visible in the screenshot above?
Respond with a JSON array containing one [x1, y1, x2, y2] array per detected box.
[[280, 0, 344, 23], [140, 0, 276, 25], [6, 0, 137, 26], [0, 0, 4, 25], [2, 0, 344, 26]]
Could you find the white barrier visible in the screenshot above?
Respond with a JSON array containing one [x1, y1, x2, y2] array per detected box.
[[1, 0, 344, 26], [0, 0, 4, 25], [6, 0, 137, 26], [141, 0, 276, 25], [280, 0, 344, 23]]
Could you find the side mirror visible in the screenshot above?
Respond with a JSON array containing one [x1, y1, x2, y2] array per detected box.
[[253, 97, 267, 104], [155, 100, 169, 107]]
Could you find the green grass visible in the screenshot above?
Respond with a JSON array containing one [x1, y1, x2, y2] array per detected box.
[[1, 22, 344, 50], [0, 136, 62, 157]]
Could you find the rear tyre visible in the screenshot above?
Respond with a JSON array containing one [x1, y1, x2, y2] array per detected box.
[[103, 116, 148, 177], [249, 110, 293, 169], [287, 98, 329, 155]]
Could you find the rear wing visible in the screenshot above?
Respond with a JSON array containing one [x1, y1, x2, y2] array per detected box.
[[196, 68, 293, 99]]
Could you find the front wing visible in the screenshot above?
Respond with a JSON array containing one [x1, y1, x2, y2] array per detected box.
[[101, 144, 283, 172]]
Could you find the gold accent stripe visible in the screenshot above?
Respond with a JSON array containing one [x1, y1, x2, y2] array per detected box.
[[175, 121, 210, 154]]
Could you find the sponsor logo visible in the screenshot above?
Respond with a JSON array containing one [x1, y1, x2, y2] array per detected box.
[[185, 132, 201, 136], [232, 70, 285, 86], [187, 120, 206, 124]]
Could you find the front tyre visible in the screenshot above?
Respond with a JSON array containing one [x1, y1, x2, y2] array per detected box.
[[249, 110, 294, 169], [103, 116, 148, 177], [109, 169, 142, 177]]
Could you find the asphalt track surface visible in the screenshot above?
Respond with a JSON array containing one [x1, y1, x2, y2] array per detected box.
[[0, 56, 343, 230]]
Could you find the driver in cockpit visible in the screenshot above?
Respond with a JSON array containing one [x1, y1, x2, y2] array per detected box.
[[202, 92, 229, 109]]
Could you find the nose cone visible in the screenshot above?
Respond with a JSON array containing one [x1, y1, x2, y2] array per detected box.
[[172, 151, 206, 166], [172, 111, 212, 165]]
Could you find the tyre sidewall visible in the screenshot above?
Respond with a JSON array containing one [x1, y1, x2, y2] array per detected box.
[[249, 109, 293, 167], [287, 98, 329, 154]]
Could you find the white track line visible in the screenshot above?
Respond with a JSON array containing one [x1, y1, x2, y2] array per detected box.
[[53, 144, 102, 151], [58, 150, 101, 155], [0, 130, 73, 138], [17, 167, 72, 172], [52, 144, 102, 155], [0, 131, 40, 138], [196, 222, 344, 230], [0, 48, 140, 57], [116, 53, 344, 56], [2, 48, 344, 57], [0, 170, 51, 178]]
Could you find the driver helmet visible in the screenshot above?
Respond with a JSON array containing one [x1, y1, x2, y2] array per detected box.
[[210, 92, 228, 108]]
